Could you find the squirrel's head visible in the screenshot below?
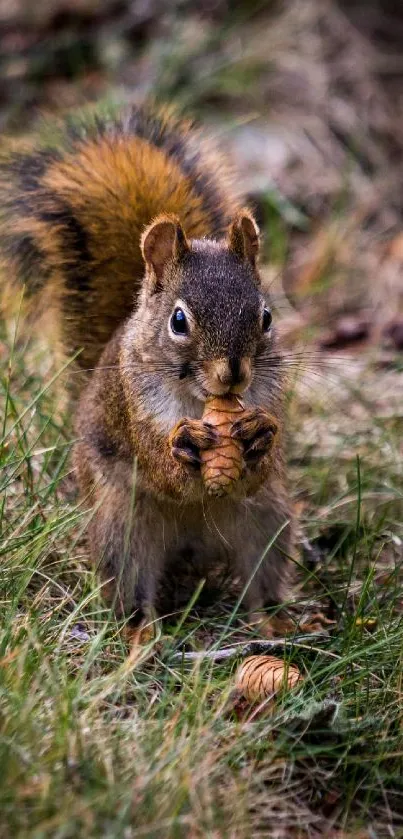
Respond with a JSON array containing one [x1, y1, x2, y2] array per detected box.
[[134, 210, 275, 402]]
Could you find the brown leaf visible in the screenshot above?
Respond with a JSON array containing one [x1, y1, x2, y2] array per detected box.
[[383, 319, 403, 350], [386, 232, 403, 262], [319, 316, 371, 350]]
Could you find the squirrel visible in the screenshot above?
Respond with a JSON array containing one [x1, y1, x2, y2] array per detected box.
[[0, 103, 294, 636]]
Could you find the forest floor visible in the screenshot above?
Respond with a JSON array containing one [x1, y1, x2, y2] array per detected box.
[[1, 1, 403, 837], [1, 291, 402, 839]]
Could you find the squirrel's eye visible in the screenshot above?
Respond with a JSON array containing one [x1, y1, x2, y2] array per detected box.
[[262, 307, 272, 333], [170, 307, 188, 336]]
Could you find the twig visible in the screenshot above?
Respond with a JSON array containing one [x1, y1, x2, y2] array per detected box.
[[171, 632, 328, 662]]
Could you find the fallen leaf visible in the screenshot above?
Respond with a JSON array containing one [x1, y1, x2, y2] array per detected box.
[[383, 319, 403, 350], [320, 316, 371, 349]]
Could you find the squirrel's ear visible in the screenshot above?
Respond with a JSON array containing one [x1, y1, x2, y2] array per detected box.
[[141, 215, 189, 290], [228, 209, 260, 268]]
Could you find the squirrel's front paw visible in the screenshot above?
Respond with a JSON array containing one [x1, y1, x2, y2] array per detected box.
[[169, 418, 218, 470], [231, 408, 278, 467]]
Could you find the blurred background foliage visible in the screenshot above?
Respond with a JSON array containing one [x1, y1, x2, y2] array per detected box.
[[1, 5, 403, 836], [1, 0, 403, 347]]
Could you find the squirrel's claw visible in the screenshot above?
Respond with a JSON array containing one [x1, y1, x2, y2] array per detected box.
[[231, 409, 278, 465], [244, 428, 276, 459], [171, 445, 201, 468], [169, 418, 218, 470]]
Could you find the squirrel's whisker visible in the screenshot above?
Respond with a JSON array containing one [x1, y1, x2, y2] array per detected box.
[[0, 99, 299, 632]]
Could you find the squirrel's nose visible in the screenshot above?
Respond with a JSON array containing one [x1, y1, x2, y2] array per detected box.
[[218, 358, 241, 387], [206, 357, 252, 394]]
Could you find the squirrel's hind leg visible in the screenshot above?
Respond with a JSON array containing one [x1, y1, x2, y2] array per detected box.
[[74, 441, 166, 627], [231, 485, 295, 637]]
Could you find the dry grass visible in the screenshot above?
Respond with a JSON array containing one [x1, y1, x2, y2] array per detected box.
[[1, 299, 403, 838], [1, 2, 403, 836]]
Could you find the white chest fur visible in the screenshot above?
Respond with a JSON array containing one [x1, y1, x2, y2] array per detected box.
[[134, 368, 262, 435], [136, 375, 203, 433]]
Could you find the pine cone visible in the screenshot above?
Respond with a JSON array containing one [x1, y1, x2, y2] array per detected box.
[[201, 395, 245, 497], [235, 655, 302, 702]]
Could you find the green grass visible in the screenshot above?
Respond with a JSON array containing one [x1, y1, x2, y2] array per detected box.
[[1, 316, 403, 839]]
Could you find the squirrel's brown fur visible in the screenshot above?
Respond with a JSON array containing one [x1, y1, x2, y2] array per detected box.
[[0, 103, 294, 633], [0, 105, 239, 372]]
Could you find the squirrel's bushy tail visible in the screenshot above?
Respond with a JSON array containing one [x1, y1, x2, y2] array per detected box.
[[0, 103, 240, 372]]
